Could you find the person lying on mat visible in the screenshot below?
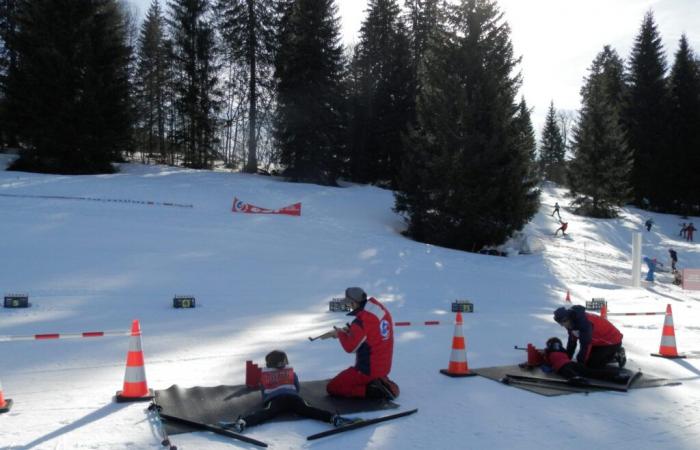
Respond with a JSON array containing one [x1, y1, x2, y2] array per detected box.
[[326, 287, 400, 400], [543, 337, 630, 384], [553, 305, 626, 368], [226, 350, 358, 433]]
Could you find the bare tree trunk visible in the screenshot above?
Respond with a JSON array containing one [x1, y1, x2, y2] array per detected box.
[[244, 0, 258, 173]]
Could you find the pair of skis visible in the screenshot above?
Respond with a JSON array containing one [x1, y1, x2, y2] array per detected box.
[[501, 371, 642, 393], [151, 402, 417, 447]]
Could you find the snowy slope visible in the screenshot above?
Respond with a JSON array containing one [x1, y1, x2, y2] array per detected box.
[[1, 155, 699, 450]]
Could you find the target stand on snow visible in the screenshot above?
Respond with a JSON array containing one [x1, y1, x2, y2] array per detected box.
[[586, 298, 607, 311], [4, 293, 29, 308], [451, 300, 474, 313], [173, 295, 196, 309]]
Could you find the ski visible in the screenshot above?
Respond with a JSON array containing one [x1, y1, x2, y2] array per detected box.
[[306, 408, 418, 441], [502, 374, 630, 392], [157, 411, 268, 448], [147, 403, 177, 450]]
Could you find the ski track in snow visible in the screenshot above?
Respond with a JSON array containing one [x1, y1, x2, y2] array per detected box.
[[1, 156, 699, 449]]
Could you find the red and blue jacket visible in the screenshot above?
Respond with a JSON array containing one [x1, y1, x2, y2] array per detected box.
[[338, 297, 394, 378], [565, 305, 623, 364], [259, 367, 300, 402]]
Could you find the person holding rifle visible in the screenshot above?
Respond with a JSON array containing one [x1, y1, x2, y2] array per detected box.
[[323, 287, 399, 400]]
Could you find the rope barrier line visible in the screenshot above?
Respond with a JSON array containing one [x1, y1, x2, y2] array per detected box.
[[1, 320, 444, 342], [607, 312, 666, 316], [0, 329, 131, 343], [0, 192, 193, 209], [395, 320, 442, 327]]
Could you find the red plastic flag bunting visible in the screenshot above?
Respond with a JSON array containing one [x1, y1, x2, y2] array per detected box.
[[231, 197, 301, 216]]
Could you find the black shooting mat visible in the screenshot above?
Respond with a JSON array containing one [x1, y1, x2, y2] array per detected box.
[[154, 379, 399, 434], [473, 364, 678, 397]]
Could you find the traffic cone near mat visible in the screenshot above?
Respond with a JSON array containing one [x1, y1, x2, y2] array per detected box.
[[600, 303, 608, 320], [651, 304, 685, 359], [565, 290, 571, 303], [440, 312, 477, 377], [116, 320, 154, 402], [0, 377, 12, 413]]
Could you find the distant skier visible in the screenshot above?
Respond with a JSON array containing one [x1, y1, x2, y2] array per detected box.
[[643, 256, 662, 282], [226, 350, 357, 433], [645, 218, 654, 232], [669, 248, 678, 271], [553, 306, 625, 368], [551, 202, 561, 219], [326, 287, 399, 400], [686, 223, 696, 242], [680, 223, 687, 238], [542, 337, 629, 383], [554, 220, 568, 236]]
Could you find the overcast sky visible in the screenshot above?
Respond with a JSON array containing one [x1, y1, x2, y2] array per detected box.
[[133, 0, 700, 134]]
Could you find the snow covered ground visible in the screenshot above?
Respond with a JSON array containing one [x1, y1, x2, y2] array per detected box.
[[1, 154, 699, 449]]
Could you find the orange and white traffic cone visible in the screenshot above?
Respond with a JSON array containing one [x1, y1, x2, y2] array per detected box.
[[440, 312, 477, 377], [651, 304, 686, 359], [565, 290, 571, 303], [0, 377, 12, 413], [115, 320, 154, 402], [600, 303, 608, 320]]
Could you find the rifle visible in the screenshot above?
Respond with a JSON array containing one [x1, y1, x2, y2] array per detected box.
[[308, 325, 348, 342]]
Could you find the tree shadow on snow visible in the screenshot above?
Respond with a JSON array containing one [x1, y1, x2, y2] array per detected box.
[[15, 402, 127, 449]]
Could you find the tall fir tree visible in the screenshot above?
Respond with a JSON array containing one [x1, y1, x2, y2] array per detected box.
[[514, 97, 538, 184], [668, 35, 700, 214], [395, 0, 538, 251], [348, 0, 414, 186], [135, 0, 170, 161], [539, 101, 566, 183], [404, 0, 442, 97], [0, 0, 18, 147], [167, 0, 221, 169], [216, 0, 277, 173], [625, 11, 669, 208], [6, 0, 132, 173], [274, 0, 346, 185], [568, 46, 632, 217]]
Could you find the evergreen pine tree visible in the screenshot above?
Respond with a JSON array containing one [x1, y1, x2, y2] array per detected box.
[[626, 11, 669, 208], [0, 0, 18, 147], [135, 0, 170, 162], [404, 0, 442, 96], [6, 0, 132, 173], [216, 0, 276, 173], [539, 101, 566, 183], [274, 0, 346, 185], [348, 0, 414, 186], [668, 35, 700, 214], [395, 0, 538, 251], [568, 46, 632, 217], [514, 97, 538, 184], [167, 0, 221, 169]]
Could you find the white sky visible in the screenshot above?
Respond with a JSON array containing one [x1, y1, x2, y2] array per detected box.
[[133, 0, 700, 134]]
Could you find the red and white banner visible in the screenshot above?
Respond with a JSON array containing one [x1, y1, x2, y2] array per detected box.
[[231, 197, 301, 216], [683, 269, 700, 290]]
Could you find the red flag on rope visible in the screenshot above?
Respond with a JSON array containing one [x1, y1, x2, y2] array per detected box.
[[231, 197, 302, 216]]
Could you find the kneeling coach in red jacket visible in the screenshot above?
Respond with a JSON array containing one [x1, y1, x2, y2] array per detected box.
[[327, 287, 399, 399]]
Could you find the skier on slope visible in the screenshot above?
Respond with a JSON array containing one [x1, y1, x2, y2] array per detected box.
[[551, 202, 561, 219], [326, 287, 400, 400], [554, 220, 568, 236], [542, 337, 630, 384], [227, 350, 358, 433], [643, 256, 662, 282], [553, 306, 625, 368]]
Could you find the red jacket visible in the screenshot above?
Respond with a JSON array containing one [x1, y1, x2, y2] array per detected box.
[[544, 351, 571, 372], [338, 297, 394, 377], [566, 308, 623, 363]]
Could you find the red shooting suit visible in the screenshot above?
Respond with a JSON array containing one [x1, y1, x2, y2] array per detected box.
[[326, 297, 394, 397]]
